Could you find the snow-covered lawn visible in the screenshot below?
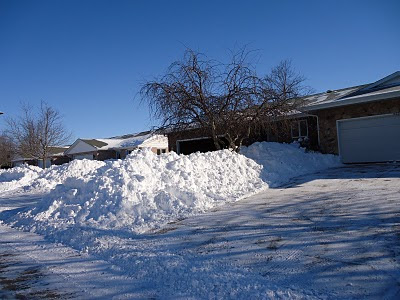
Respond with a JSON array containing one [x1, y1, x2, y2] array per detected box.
[[1, 143, 399, 298]]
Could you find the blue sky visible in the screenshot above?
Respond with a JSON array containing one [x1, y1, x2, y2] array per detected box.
[[0, 0, 399, 141]]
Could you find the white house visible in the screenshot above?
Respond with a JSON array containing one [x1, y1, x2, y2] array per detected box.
[[65, 131, 168, 161]]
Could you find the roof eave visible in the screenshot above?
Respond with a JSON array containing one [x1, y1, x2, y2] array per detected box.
[[302, 89, 400, 112]]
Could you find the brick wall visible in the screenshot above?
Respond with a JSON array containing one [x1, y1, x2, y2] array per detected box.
[[167, 116, 320, 154], [314, 98, 400, 154]]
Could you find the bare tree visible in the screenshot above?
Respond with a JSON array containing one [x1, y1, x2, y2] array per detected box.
[[0, 134, 15, 168], [5, 102, 71, 168], [141, 49, 309, 152], [263, 59, 312, 106]]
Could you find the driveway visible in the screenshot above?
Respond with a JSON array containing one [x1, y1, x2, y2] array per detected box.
[[150, 163, 400, 299]]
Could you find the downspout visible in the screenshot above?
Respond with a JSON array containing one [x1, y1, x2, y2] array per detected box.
[[306, 113, 321, 148]]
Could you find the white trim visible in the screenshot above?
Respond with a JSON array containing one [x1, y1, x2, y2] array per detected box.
[[336, 113, 396, 123], [65, 139, 98, 156], [291, 119, 308, 139], [336, 119, 342, 161], [307, 114, 321, 146], [357, 71, 400, 92], [176, 136, 214, 142]]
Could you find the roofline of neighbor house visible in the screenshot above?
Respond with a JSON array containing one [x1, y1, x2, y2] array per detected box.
[[302, 88, 400, 112]]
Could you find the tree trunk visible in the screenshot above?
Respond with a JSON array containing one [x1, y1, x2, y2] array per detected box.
[[210, 122, 221, 151]]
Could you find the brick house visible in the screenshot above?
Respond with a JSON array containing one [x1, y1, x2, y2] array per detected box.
[[65, 131, 168, 161], [168, 72, 400, 163], [301, 71, 400, 163]]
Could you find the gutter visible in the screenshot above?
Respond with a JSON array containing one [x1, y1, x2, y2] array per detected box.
[[307, 114, 321, 147], [305, 89, 400, 111]]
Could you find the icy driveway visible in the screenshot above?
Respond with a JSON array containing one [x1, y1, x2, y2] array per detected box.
[[148, 163, 400, 298]]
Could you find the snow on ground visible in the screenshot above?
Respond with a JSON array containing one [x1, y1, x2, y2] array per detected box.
[[1, 163, 399, 298], [2, 149, 266, 236], [0, 165, 42, 193], [0, 210, 154, 299], [0, 143, 340, 236], [241, 142, 340, 187], [0, 142, 346, 298]]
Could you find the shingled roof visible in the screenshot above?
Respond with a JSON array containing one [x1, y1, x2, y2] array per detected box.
[[302, 71, 400, 111], [80, 139, 108, 149]]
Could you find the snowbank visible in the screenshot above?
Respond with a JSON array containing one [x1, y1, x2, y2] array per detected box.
[[1, 143, 341, 236], [0, 143, 341, 298], [241, 142, 341, 187], [0, 165, 42, 193], [4, 149, 265, 234]]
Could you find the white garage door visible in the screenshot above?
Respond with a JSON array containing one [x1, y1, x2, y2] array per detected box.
[[337, 114, 400, 163]]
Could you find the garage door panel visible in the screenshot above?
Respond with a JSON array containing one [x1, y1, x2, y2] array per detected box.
[[338, 114, 400, 163], [340, 124, 400, 141], [340, 116, 400, 130]]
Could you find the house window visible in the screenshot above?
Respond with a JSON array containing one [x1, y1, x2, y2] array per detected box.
[[161, 149, 166, 153], [291, 119, 308, 138], [157, 149, 161, 155]]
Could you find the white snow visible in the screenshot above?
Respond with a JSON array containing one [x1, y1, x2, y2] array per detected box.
[[0, 165, 42, 193], [241, 142, 340, 187], [3, 149, 265, 235], [0, 142, 345, 298], [0, 143, 341, 236], [95, 133, 168, 150], [1, 162, 399, 298]]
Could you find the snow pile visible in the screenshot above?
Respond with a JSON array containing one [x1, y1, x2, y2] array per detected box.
[[241, 142, 341, 187], [7, 149, 266, 234], [28, 159, 106, 193], [0, 165, 42, 193], [0, 160, 106, 195], [1, 143, 341, 236]]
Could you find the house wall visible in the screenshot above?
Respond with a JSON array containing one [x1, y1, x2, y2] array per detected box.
[[51, 156, 70, 165], [141, 135, 169, 149], [313, 98, 400, 154], [66, 140, 97, 155], [167, 117, 320, 154], [250, 117, 320, 151], [168, 128, 206, 153], [95, 150, 118, 161]]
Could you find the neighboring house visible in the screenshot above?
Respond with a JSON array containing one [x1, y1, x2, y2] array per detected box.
[[300, 71, 400, 163], [11, 146, 70, 168], [65, 131, 168, 161], [168, 72, 400, 163]]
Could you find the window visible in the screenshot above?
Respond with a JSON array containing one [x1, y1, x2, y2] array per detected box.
[[291, 119, 308, 138], [157, 149, 161, 155], [161, 149, 166, 153]]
